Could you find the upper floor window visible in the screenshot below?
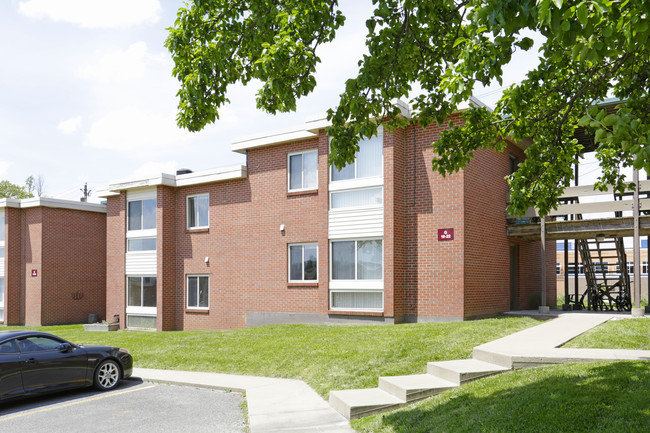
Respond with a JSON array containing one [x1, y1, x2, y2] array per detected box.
[[331, 134, 383, 182], [289, 243, 318, 282], [128, 199, 156, 231], [187, 194, 209, 229], [288, 150, 318, 191]]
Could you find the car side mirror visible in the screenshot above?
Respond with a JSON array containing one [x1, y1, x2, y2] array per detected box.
[[58, 343, 73, 353]]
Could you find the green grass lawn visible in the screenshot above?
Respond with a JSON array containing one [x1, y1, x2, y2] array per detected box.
[[353, 317, 650, 433], [4, 316, 541, 398], [565, 317, 650, 350], [352, 360, 650, 433]]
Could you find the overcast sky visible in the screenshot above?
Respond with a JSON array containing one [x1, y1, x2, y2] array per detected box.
[[1, 0, 547, 202]]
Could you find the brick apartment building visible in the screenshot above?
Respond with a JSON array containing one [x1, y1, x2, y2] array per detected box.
[[0, 198, 107, 326], [101, 102, 554, 331]]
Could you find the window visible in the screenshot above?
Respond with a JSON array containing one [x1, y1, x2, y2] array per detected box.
[[331, 239, 382, 280], [556, 263, 561, 275], [18, 336, 62, 352], [567, 262, 584, 275], [331, 187, 383, 209], [288, 150, 318, 191], [331, 134, 383, 181], [331, 291, 383, 310], [289, 243, 318, 282], [187, 194, 209, 229], [127, 237, 156, 252], [0, 277, 4, 323], [127, 276, 157, 308], [187, 275, 209, 309], [0, 210, 4, 261], [128, 199, 156, 231], [644, 261, 648, 275], [0, 339, 17, 354]]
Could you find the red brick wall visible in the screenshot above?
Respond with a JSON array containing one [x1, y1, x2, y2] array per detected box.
[[23, 207, 43, 326], [170, 134, 329, 330], [401, 118, 466, 320], [463, 143, 517, 318], [106, 194, 126, 328], [158, 186, 178, 331], [384, 127, 406, 321], [39, 207, 106, 325], [4, 207, 23, 325]]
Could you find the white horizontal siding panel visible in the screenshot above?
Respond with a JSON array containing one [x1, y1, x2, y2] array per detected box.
[[126, 187, 157, 201], [125, 252, 157, 274], [0, 258, 4, 277], [329, 207, 384, 239]]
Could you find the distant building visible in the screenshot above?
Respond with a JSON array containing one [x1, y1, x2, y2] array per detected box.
[[0, 198, 106, 326]]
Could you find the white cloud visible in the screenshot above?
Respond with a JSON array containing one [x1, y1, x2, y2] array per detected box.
[[57, 116, 82, 134], [18, 0, 161, 29], [0, 161, 12, 178], [129, 161, 180, 179], [76, 42, 167, 82], [85, 106, 195, 152]]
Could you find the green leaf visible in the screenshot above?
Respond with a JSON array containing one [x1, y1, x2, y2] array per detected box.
[[577, 2, 588, 26]]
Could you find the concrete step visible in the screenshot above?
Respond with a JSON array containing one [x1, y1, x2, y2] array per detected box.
[[427, 359, 511, 385], [329, 388, 404, 420], [378, 374, 457, 402]]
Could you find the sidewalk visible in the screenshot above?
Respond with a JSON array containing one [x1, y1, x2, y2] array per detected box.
[[133, 368, 355, 433], [133, 312, 650, 431]]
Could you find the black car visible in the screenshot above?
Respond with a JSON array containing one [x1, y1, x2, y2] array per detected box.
[[0, 330, 133, 402]]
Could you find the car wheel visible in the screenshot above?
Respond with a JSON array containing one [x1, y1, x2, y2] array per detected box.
[[94, 359, 121, 391]]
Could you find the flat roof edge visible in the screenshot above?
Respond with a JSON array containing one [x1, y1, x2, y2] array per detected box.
[[105, 165, 248, 193], [1, 197, 106, 213]]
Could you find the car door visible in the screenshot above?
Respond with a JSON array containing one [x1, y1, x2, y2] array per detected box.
[[18, 336, 89, 395], [0, 338, 24, 401]]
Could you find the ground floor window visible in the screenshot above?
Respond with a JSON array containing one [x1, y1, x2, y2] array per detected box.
[[0, 277, 4, 322], [126, 276, 156, 329], [330, 290, 383, 311], [289, 243, 318, 282], [187, 275, 209, 309], [331, 239, 382, 280]]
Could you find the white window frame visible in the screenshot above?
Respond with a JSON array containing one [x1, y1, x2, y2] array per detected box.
[[329, 238, 384, 290], [287, 149, 318, 192], [127, 198, 157, 233], [0, 277, 4, 323], [125, 275, 157, 316], [288, 243, 318, 283], [330, 186, 383, 210], [186, 275, 210, 309], [329, 127, 383, 183], [127, 236, 157, 252], [187, 193, 209, 230], [329, 289, 384, 312]]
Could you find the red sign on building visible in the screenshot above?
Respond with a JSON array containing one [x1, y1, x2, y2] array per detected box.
[[31, 269, 37, 277], [438, 228, 454, 241]]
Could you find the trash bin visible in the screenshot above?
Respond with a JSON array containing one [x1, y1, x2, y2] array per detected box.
[[88, 313, 99, 324]]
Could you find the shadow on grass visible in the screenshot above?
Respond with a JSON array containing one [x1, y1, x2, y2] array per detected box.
[[363, 361, 650, 433]]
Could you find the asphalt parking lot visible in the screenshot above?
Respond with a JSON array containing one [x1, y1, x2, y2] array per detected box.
[[0, 379, 245, 433]]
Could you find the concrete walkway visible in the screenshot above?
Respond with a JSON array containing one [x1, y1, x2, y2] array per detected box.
[[133, 312, 650, 430], [133, 368, 355, 433]]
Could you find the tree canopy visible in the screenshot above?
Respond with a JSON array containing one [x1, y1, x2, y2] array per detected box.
[[0, 178, 34, 199], [166, 0, 650, 216]]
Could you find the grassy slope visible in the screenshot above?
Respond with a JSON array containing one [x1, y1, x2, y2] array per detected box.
[[354, 318, 650, 432], [4, 316, 540, 398], [353, 361, 650, 433]]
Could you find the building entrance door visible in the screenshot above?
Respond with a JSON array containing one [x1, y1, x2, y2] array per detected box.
[[510, 244, 519, 310]]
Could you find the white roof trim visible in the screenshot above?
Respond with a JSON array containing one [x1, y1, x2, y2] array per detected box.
[[231, 98, 497, 152], [232, 127, 317, 154], [103, 165, 248, 194], [0, 197, 106, 213], [0, 198, 21, 209]]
